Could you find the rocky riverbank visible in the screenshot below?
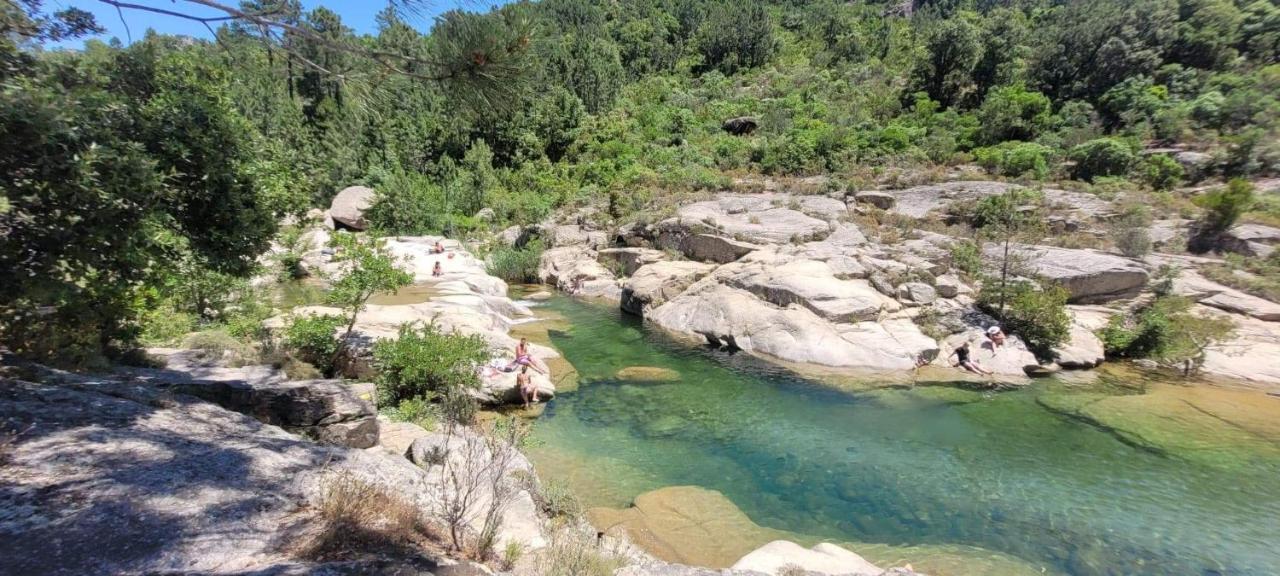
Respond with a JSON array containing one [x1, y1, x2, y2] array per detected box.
[[522, 181, 1280, 389], [0, 225, 931, 576]]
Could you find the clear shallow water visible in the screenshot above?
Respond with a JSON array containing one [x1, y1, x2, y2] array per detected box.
[[526, 296, 1280, 576]]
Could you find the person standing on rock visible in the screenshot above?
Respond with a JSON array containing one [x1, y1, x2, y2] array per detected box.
[[949, 341, 992, 375], [517, 366, 539, 408]]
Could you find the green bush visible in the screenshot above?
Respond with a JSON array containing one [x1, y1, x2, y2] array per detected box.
[[384, 396, 440, 431], [1100, 294, 1235, 374], [283, 314, 344, 376], [950, 240, 983, 276], [1194, 178, 1255, 233], [1069, 138, 1136, 182], [973, 142, 1053, 179], [1140, 155, 1184, 191], [976, 85, 1053, 144], [978, 281, 1071, 358], [139, 301, 198, 345], [487, 240, 545, 283], [1110, 204, 1154, 258], [372, 323, 490, 409]]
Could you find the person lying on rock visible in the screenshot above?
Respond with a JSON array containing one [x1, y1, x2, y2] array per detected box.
[[432, 261, 443, 277], [507, 337, 547, 375], [950, 341, 992, 375], [518, 366, 539, 408]]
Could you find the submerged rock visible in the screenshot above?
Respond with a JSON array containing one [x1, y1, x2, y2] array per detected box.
[[616, 366, 682, 382]]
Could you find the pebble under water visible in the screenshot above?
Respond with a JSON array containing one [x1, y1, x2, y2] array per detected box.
[[524, 296, 1280, 576]]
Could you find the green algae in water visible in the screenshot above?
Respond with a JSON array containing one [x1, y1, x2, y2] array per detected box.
[[526, 296, 1280, 576]]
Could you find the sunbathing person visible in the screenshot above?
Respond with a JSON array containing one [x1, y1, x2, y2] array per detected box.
[[508, 337, 547, 374], [949, 341, 992, 375]]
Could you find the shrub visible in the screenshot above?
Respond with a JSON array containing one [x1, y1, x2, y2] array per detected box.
[[976, 85, 1053, 144], [536, 527, 629, 576], [1069, 138, 1135, 182], [487, 239, 545, 283], [950, 239, 983, 276], [534, 479, 584, 520], [978, 280, 1071, 358], [1100, 294, 1235, 375], [139, 301, 197, 345], [299, 471, 427, 560], [1141, 154, 1184, 191], [384, 396, 440, 431], [283, 314, 344, 376], [1194, 178, 1255, 233], [1110, 204, 1154, 258], [183, 329, 256, 365], [973, 141, 1053, 179], [372, 323, 490, 409]]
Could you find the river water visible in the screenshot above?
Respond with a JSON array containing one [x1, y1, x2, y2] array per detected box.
[[521, 295, 1280, 576]]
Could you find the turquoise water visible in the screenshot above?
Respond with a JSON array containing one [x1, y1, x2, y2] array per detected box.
[[527, 296, 1280, 576]]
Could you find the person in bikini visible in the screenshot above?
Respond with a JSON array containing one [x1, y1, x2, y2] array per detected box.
[[949, 341, 992, 375], [432, 261, 443, 277], [509, 337, 547, 374], [517, 366, 539, 408]]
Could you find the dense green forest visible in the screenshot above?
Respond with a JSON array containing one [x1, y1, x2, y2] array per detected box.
[[2, 0, 1279, 364]]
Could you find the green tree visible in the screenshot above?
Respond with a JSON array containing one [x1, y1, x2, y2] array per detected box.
[[914, 11, 983, 108], [1069, 138, 1137, 181], [976, 84, 1052, 145], [326, 233, 413, 367], [971, 188, 1045, 315], [1189, 178, 1256, 252], [695, 1, 775, 74]]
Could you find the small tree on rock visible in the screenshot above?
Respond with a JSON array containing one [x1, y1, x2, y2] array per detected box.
[[326, 233, 412, 369]]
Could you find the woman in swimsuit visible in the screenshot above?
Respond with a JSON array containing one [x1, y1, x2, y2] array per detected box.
[[949, 341, 992, 375], [512, 337, 547, 374]]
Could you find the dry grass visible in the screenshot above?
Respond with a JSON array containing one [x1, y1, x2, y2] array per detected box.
[[779, 564, 809, 576], [296, 471, 439, 562], [535, 527, 629, 576]]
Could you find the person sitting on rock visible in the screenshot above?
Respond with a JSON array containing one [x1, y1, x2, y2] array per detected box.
[[949, 341, 992, 375], [508, 337, 547, 375], [518, 366, 539, 408], [432, 241, 445, 254], [987, 325, 1006, 349], [432, 261, 443, 277]]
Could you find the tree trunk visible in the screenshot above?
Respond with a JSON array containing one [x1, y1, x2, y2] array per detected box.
[[998, 236, 1011, 316]]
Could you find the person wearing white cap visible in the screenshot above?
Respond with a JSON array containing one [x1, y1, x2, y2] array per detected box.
[[986, 325, 1006, 349]]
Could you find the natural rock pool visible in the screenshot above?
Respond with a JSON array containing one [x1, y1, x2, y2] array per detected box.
[[522, 296, 1280, 576]]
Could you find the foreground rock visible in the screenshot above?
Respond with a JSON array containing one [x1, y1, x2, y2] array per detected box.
[[122, 349, 379, 448], [0, 378, 455, 575], [328, 185, 375, 230], [732, 541, 883, 575]]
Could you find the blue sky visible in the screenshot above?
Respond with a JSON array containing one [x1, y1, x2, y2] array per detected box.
[[47, 1, 509, 48]]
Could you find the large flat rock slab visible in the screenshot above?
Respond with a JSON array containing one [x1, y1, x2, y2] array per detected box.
[[995, 245, 1149, 303], [671, 193, 832, 244]]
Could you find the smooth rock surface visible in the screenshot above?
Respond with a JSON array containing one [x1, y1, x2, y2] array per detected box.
[[998, 245, 1149, 303], [539, 246, 621, 301], [731, 541, 883, 576], [622, 260, 716, 316], [328, 185, 375, 230]]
